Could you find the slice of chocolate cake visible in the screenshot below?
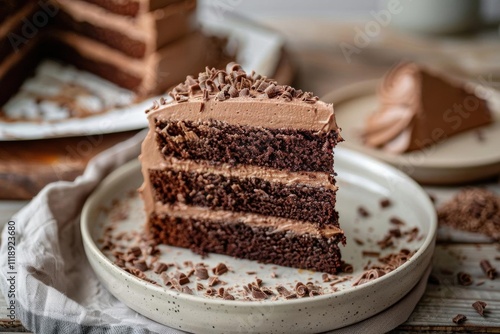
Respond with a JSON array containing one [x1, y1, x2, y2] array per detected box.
[[140, 63, 345, 274], [363, 62, 493, 153]]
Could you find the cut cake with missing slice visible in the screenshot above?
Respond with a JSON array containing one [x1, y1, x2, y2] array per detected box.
[[139, 63, 345, 274]]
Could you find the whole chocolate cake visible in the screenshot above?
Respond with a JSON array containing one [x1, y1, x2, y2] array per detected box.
[[0, 0, 222, 109], [139, 63, 345, 274]]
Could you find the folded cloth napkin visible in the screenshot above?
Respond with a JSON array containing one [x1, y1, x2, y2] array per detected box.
[[0, 131, 431, 334]]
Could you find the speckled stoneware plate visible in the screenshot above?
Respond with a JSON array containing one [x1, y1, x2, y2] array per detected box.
[[81, 147, 436, 333], [322, 80, 500, 185]]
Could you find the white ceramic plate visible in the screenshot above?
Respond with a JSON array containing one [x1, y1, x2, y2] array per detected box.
[[0, 18, 283, 141], [81, 148, 436, 333], [323, 80, 500, 185]]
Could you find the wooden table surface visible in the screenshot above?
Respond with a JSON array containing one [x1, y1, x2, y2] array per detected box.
[[1, 18, 500, 333]]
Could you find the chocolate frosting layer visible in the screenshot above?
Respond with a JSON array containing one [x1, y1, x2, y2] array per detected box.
[[363, 62, 493, 153], [145, 63, 340, 133]]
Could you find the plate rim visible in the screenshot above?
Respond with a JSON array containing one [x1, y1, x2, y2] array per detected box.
[[80, 146, 437, 307]]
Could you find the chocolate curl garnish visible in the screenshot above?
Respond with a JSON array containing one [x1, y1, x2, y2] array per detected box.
[[295, 282, 309, 297], [457, 272, 473, 286], [275, 285, 291, 297], [264, 84, 279, 98], [228, 86, 239, 98], [480, 260, 497, 279], [226, 62, 243, 73], [175, 95, 188, 103], [159, 97, 167, 105], [353, 269, 386, 286]]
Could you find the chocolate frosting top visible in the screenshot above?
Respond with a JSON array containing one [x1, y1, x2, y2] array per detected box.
[[167, 62, 320, 104], [145, 62, 340, 133]]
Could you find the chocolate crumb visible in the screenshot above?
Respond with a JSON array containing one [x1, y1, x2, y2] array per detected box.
[[353, 238, 364, 246], [480, 259, 497, 279], [255, 278, 263, 287], [276, 285, 291, 297], [476, 280, 485, 286], [270, 272, 278, 278], [358, 206, 370, 217], [380, 198, 392, 208], [452, 314, 467, 324], [322, 273, 330, 282], [457, 272, 473, 286], [246, 271, 256, 275], [175, 272, 190, 285], [475, 129, 485, 142], [390, 217, 405, 226], [196, 283, 204, 291], [362, 251, 381, 258], [213, 263, 228, 275], [261, 287, 274, 296]]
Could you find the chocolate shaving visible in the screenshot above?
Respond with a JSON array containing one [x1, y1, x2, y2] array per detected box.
[[390, 217, 405, 226], [205, 288, 216, 296], [427, 274, 440, 285], [284, 293, 297, 300], [480, 259, 497, 279], [153, 262, 169, 274], [380, 198, 392, 208], [134, 260, 149, 272], [276, 285, 291, 297], [223, 292, 235, 300], [362, 251, 381, 258], [174, 272, 190, 285], [357, 206, 370, 217], [208, 276, 220, 287], [212, 263, 228, 276], [196, 283, 204, 291], [457, 272, 473, 286], [129, 246, 142, 257], [452, 314, 467, 324], [195, 266, 209, 280], [251, 289, 267, 300], [353, 238, 364, 246], [182, 286, 193, 295], [472, 301, 487, 316], [295, 282, 309, 297]]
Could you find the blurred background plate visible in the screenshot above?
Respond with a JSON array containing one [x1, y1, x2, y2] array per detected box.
[[323, 80, 500, 185]]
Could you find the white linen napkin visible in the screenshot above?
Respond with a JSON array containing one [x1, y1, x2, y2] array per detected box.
[[0, 131, 430, 334]]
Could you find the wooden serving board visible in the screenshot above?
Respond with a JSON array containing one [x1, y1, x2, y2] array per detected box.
[[0, 131, 140, 200]]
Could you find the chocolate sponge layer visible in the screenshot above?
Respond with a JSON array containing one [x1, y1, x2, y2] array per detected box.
[[148, 212, 344, 274], [149, 168, 339, 227], [154, 119, 339, 173]]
